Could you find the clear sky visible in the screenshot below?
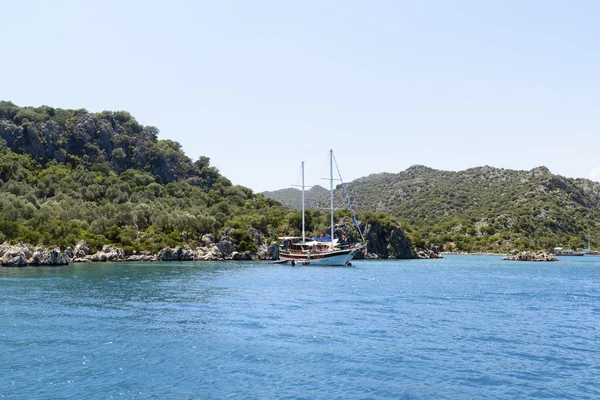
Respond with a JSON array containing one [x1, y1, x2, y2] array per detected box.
[[2, 0, 599, 192]]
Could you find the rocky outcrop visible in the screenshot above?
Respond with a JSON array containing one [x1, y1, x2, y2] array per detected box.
[[361, 224, 417, 259], [198, 245, 224, 261], [249, 228, 263, 248], [216, 238, 234, 258], [268, 242, 280, 260], [125, 254, 156, 262], [201, 234, 215, 247], [73, 241, 91, 258], [67, 240, 93, 262], [255, 244, 269, 260], [414, 247, 443, 259], [156, 246, 195, 261], [27, 247, 70, 266], [89, 245, 125, 262], [350, 223, 442, 260], [502, 250, 558, 262], [0, 243, 70, 266], [363, 224, 387, 258], [388, 228, 416, 259], [0, 243, 31, 266], [231, 251, 253, 260]]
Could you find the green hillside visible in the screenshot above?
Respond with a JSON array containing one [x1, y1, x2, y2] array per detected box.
[[0, 101, 291, 253], [262, 185, 329, 209], [265, 165, 600, 252], [0, 101, 400, 254]]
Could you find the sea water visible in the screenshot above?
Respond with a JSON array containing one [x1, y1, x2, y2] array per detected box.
[[1, 255, 599, 399]]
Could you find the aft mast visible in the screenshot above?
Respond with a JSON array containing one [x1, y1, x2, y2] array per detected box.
[[302, 161, 305, 244], [329, 149, 334, 250], [587, 231, 591, 253], [291, 161, 308, 244]]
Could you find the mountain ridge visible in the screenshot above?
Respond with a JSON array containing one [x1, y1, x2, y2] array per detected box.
[[263, 164, 600, 252]]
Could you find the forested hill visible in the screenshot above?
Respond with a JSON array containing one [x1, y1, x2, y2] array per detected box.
[[262, 185, 329, 209], [0, 101, 289, 252], [0, 101, 217, 186], [264, 165, 600, 252]]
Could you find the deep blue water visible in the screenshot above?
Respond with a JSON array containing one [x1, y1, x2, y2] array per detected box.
[[1, 255, 599, 399]]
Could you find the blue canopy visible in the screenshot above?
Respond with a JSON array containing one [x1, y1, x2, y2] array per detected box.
[[313, 236, 332, 242]]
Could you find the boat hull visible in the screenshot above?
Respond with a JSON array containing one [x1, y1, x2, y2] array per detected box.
[[279, 247, 360, 267]]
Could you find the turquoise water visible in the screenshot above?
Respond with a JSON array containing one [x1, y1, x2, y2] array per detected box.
[[1, 255, 599, 399]]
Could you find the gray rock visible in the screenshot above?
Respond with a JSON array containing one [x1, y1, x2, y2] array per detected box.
[[0, 243, 39, 266], [73, 241, 91, 258], [64, 246, 74, 259], [1, 246, 29, 266], [231, 251, 253, 260], [268, 242, 280, 260], [195, 247, 206, 258], [27, 247, 70, 266], [364, 224, 388, 258], [249, 228, 263, 247], [90, 245, 125, 262], [216, 238, 234, 257], [201, 234, 215, 247], [200, 246, 223, 261], [502, 251, 558, 262], [125, 254, 156, 262], [389, 229, 416, 259], [156, 246, 195, 261], [0, 243, 70, 266], [256, 244, 269, 260], [414, 248, 443, 259], [364, 224, 416, 259]]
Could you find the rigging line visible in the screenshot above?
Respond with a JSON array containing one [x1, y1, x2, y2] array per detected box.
[[332, 152, 365, 242]]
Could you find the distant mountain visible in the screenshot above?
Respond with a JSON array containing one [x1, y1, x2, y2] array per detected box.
[[262, 185, 329, 209], [264, 165, 600, 252]]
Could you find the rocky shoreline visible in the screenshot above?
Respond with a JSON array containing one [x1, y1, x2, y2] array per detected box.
[[0, 220, 445, 267], [441, 251, 504, 256], [0, 237, 274, 267], [0, 243, 70, 267], [0, 235, 442, 267]]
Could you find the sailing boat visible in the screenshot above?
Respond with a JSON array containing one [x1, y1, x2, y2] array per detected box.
[[277, 150, 364, 266], [584, 232, 600, 256]]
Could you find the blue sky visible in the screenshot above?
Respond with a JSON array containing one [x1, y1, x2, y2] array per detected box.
[[2, 0, 599, 191]]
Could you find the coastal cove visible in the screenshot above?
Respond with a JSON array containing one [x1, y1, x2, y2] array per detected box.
[[2, 255, 598, 399]]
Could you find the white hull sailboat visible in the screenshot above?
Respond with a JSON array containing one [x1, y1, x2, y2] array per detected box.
[[278, 150, 364, 266]]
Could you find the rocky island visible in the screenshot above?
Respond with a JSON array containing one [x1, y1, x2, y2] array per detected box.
[[501, 250, 558, 262]]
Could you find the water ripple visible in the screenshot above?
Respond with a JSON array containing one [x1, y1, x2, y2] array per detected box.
[[1, 257, 599, 399]]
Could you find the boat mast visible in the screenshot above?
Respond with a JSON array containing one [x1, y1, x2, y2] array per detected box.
[[588, 231, 591, 252], [330, 149, 334, 249], [302, 161, 305, 244]]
